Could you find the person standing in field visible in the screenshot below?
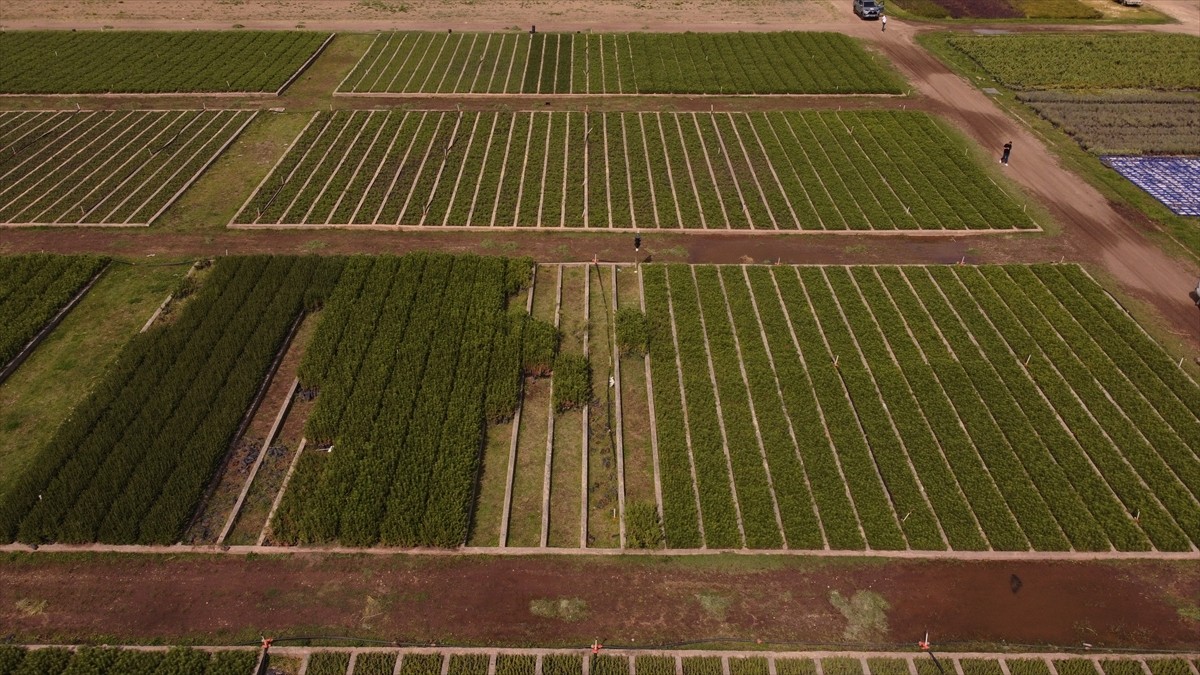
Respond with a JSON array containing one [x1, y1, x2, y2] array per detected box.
[[1001, 141, 1013, 165], [881, 14, 887, 31]]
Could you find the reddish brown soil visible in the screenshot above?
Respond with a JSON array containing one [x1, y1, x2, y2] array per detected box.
[[0, 554, 1196, 648]]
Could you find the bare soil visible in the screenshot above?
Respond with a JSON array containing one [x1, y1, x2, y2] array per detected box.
[[0, 554, 1196, 648]]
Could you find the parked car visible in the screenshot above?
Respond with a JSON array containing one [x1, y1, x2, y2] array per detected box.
[[854, 0, 885, 19], [1116, 0, 1143, 6]]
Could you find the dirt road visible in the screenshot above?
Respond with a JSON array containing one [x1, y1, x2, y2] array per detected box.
[[1, 553, 1197, 648]]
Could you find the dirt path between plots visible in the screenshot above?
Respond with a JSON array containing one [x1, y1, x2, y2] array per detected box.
[[0, 554, 1197, 648]]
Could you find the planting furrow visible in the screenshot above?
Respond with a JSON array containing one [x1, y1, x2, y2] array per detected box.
[[676, 114, 720, 228], [490, 112, 529, 227], [762, 113, 846, 229], [634, 266, 667, 544], [511, 112, 540, 227], [327, 112, 391, 224], [838, 113, 933, 229], [714, 270, 789, 547], [299, 111, 375, 224], [110, 111, 242, 224], [803, 267, 938, 549], [251, 112, 336, 223], [733, 113, 798, 229], [733, 266, 826, 549], [777, 267, 905, 549], [667, 265, 743, 548], [1020, 267, 1200, 501], [350, 112, 412, 224], [417, 112, 472, 226], [788, 113, 870, 229], [16, 111, 147, 222], [826, 267, 960, 549], [619, 114, 640, 229], [689, 267, 761, 548], [959, 267, 1158, 551], [910, 267, 1076, 550], [688, 113, 737, 229], [748, 267, 864, 549], [642, 265, 703, 547], [541, 265, 563, 547], [0, 111, 104, 190], [713, 114, 772, 229], [668, 114, 714, 229], [1045, 266, 1200, 449], [852, 268, 990, 550], [977, 268, 1200, 548], [0, 111, 121, 217], [644, 113, 682, 228], [394, 112, 449, 225], [31, 112, 181, 224]]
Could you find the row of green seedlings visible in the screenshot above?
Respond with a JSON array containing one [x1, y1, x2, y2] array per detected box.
[[0, 31, 330, 94], [270, 253, 559, 547], [638, 263, 1200, 551], [339, 32, 904, 95], [289, 653, 1200, 675], [0, 256, 342, 545], [236, 109, 1028, 231], [0, 110, 254, 224], [0, 645, 255, 675], [0, 254, 108, 373]]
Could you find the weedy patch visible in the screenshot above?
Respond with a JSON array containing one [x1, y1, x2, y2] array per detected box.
[[695, 592, 733, 622], [530, 598, 589, 622], [829, 590, 889, 642]]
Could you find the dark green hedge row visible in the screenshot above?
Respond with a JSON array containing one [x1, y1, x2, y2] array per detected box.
[[0, 254, 108, 372], [0, 256, 325, 544]]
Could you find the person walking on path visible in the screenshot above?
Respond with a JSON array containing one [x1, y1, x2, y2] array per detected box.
[[1001, 141, 1013, 165], [881, 14, 887, 31]]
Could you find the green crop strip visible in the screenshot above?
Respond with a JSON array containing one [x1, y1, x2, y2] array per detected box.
[[0, 31, 330, 94], [236, 111, 1030, 231], [341, 31, 903, 94]]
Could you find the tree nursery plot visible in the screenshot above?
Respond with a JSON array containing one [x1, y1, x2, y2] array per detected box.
[[638, 263, 1200, 552], [0, 254, 108, 376], [338, 31, 904, 95], [1020, 92, 1200, 155], [234, 110, 1033, 231], [0, 255, 341, 545], [0, 31, 331, 94], [271, 252, 539, 547], [946, 34, 1200, 91], [0, 109, 256, 225]]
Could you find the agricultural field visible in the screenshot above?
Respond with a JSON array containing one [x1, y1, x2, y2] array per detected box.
[[233, 110, 1033, 231], [945, 33, 1200, 91], [0, 645, 255, 675], [0, 31, 331, 94], [338, 32, 904, 95], [245, 649, 1200, 675], [0, 255, 108, 379], [270, 253, 536, 547], [0, 110, 256, 225], [626, 263, 1200, 552], [1020, 92, 1200, 155], [0, 256, 336, 545], [889, 0, 1101, 19], [1101, 156, 1200, 217]]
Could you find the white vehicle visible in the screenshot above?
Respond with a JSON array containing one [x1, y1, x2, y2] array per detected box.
[[1116, 0, 1142, 6]]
